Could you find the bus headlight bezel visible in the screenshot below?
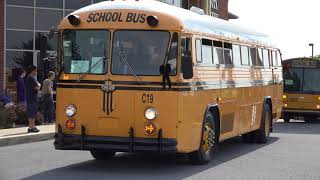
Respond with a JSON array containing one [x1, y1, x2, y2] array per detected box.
[[65, 104, 77, 117], [145, 108, 157, 120]]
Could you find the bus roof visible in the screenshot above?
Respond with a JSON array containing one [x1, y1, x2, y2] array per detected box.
[[283, 58, 320, 68], [68, 0, 274, 47]]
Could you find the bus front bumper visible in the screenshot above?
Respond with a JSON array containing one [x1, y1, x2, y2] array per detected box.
[[54, 124, 177, 153], [282, 108, 320, 116]]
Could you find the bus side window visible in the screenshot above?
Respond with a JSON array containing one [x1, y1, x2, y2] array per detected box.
[[276, 51, 282, 67], [224, 42, 233, 65], [201, 39, 213, 65], [272, 51, 277, 67], [257, 48, 263, 66], [213, 40, 223, 64], [241, 46, 250, 66], [250, 47, 258, 66], [195, 39, 202, 63], [180, 37, 186, 73], [181, 37, 192, 72], [168, 32, 178, 75], [232, 44, 241, 66], [263, 49, 269, 67]]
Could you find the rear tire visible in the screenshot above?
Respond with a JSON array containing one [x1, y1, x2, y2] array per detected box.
[[189, 112, 218, 165], [242, 105, 272, 144], [283, 115, 290, 123], [254, 105, 272, 143], [90, 150, 116, 160]]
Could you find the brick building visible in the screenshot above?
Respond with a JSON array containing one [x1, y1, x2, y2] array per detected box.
[[0, 0, 236, 92]]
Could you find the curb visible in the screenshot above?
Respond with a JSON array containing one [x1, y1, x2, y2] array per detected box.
[[0, 132, 55, 147]]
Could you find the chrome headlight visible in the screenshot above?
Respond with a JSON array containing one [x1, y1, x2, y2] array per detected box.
[[145, 108, 157, 120], [65, 105, 77, 117]]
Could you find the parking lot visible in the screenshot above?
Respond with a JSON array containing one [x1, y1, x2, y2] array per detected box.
[[1, 120, 320, 180]]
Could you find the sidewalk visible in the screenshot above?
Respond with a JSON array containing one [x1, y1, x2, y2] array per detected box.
[[0, 124, 55, 147]]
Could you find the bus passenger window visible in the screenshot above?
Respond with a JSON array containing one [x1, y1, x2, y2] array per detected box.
[[263, 49, 269, 67], [224, 43, 233, 65], [202, 39, 213, 65], [167, 33, 178, 75], [241, 46, 249, 65], [276, 51, 282, 67], [196, 39, 202, 63], [250, 48, 257, 66], [232, 44, 241, 66], [257, 48, 263, 66], [272, 51, 277, 67], [213, 41, 223, 64]]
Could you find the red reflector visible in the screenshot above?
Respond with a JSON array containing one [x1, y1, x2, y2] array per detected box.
[[66, 119, 76, 130]]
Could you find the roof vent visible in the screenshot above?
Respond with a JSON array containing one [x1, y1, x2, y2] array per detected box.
[[190, 6, 204, 15]]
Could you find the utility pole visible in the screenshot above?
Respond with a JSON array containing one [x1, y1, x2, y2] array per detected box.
[[309, 43, 314, 58]]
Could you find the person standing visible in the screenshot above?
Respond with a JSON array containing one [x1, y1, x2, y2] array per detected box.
[[16, 69, 26, 106], [26, 66, 41, 133], [42, 71, 55, 123]]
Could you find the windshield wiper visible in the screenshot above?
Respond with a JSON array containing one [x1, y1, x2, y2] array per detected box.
[[77, 56, 107, 82], [117, 46, 141, 84]]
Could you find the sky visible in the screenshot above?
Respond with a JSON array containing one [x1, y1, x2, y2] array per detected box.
[[229, 0, 320, 59]]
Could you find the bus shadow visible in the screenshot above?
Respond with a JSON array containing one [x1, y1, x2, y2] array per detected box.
[[273, 121, 320, 135], [23, 137, 279, 180]]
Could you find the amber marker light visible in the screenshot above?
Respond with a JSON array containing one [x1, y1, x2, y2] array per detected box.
[[66, 119, 76, 130], [318, 97, 320, 101], [145, 122, 157, 135], [317, 105, 320, 109], [282, 95, 287, 99], [283, 104, 288, 108]]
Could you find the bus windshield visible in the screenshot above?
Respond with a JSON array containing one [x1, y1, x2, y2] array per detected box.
[[62, 30, 110, 74], [284, 67, 320, 93], [111, 30, 170, 76]]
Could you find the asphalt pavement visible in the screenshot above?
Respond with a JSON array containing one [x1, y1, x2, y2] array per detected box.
[[1, 121, 320, 180]]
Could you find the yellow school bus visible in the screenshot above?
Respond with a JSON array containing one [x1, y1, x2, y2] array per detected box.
[[282, 58, 320, 123], [54, 0, 283, 164]]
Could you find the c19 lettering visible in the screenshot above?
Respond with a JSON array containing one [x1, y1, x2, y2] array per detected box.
[[142, 94, 154, 104]]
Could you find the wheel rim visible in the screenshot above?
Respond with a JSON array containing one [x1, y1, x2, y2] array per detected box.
[[265, 112, 270, 137], [202, 121, 215, 154]]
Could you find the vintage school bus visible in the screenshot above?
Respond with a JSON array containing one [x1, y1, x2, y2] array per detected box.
[[282, 58, 320, 123], [54, 0, 283, 164]]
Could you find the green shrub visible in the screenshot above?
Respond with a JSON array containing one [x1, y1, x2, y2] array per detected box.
[[0, 111, 14, 129]]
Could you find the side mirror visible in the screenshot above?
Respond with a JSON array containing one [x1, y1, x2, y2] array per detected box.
[[181, 51, 193, 79], [48, 27, 56, 40]]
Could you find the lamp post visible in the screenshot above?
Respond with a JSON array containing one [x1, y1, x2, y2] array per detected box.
[[309, 43, 314, 58]]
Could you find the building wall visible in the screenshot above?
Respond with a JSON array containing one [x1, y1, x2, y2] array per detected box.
[[218, 0, 229, 20], [0, 0, 4, 91]]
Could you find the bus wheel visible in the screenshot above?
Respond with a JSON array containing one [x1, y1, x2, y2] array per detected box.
[[254, 105, 272, 144], [189, 113, 218, 165], [283, 115, 291, 123], [90, 150, 116, 160]]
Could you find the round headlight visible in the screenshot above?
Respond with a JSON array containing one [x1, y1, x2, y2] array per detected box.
[[145, 108, 157, 120], [65, 105, 77, 117]]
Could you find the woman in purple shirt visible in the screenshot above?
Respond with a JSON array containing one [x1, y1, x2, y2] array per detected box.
[[16, 69, 27, 106]]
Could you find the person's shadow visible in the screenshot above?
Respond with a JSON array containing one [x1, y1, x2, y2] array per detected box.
[[23, 136, 279, 180]]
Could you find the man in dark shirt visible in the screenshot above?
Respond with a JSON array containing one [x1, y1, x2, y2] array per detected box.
[[26, 66, 41, 133]]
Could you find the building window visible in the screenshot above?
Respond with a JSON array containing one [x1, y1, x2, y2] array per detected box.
[[210, 0, 219, 10]]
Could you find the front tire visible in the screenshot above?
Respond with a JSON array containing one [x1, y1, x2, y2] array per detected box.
[[90, 150, 116, 160], [189, 112, 218, 165]]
